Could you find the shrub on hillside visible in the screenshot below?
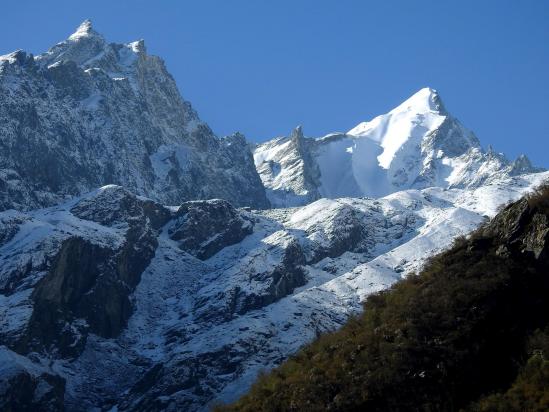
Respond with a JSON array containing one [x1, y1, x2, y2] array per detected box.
[[219, 186, 549, 411]]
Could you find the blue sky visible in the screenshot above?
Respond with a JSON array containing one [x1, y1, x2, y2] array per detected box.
[[1, 1, 548, 166]]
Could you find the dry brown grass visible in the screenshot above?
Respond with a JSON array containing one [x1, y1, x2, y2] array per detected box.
[[527, 183, 549, 212]]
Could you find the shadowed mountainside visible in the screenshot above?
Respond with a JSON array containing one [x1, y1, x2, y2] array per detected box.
[[220, 186, 549, 412]]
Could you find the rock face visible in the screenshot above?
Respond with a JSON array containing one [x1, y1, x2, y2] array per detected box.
[[253, 126, 322, 207], [1, 172, 547, 411], [0, 21, 268, 211], [0, 347, 65, 412], [218, 189, 549, 412], [69, 184, 172, 229], [169, 199, 254, 260], [254, 88, 544, 207], [5, 186, 170, 359], [484, 196, 549, 261], [0, 21, 547, 412]]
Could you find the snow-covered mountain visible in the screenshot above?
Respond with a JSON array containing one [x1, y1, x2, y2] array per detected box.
[[0, 20, 548, 412], [254, 88, 543, 207], [1, 171, 548, 411], [0, 20, 268, 211]]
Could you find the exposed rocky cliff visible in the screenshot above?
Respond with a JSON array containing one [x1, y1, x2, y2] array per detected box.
[[0, 20, 268, 211], [0, 171, 547, 411], [0, 21, 547, 412], [221, 186, 549, 412]]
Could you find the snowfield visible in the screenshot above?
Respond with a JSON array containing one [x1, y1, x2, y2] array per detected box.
[[0, 171, 547, 410], [0, 19, 547, 412]]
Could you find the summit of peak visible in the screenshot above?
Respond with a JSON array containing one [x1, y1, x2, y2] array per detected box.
[[418, 86, 438, 97], [509, 154, 545, 175], [128, 39, 146, 54], [391, 87, 445, 115], [348, 87, 447, 139], [290, 125, 304, 140], [36, 19, 139, 70], [68, 19, 102, 41]]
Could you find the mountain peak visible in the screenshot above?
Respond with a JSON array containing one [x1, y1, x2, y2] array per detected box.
[[68, 19, 101, 41], [347, 87, 446, 139], [290, 125, 304, 141], [35, 19, 108, 68], [128, 39, 146, 54], [346, 86, 451, 171], [255, 85, 528, 204], [509, 154, 544, 175], [391, 87, 445, 115]]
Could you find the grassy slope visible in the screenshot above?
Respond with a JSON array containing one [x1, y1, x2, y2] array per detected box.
[[219, 187, 549, 411]]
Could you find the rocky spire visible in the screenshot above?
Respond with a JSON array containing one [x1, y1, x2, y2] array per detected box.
[[509, 154, 543, 175], [390, 87, 447, 115], [68, 19, 102, 41], [290, 125, 304, 141]]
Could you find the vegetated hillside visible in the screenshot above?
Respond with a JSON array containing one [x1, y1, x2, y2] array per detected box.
[[220, 185, 549, 412]]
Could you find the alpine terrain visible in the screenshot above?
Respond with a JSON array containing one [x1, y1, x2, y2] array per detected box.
[[0, 20, 268, 211], [254, 87, 542, 207], [222, 186, 549, 411], [0, 21, 547, 412]]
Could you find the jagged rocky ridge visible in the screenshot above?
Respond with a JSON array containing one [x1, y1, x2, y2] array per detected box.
[[1, 171, 548, 411], [0, 20, 268, 211], [254, 88, 543, 207], [0, 20, 548, 412], [222, 186, 549, 411]]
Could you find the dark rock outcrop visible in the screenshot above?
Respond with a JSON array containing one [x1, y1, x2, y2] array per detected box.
[[169, 199, 254, 260], [0, 371, 65, 412], [70, 185, 172, 229], [18, 188, 164, 357], [482, 197, 549, 261], [0, 350, 65, 412], [22, 225, 157, 357], [193, 236, 307, 322], [231, 238, 306, 314], [304, 206, 368, 264]]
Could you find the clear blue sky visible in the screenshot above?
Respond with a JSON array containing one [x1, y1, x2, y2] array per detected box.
[[1, 1, 548, 166]]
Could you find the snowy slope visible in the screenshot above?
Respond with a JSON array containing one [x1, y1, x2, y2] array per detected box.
[[1, 19, 548, 412], [253, 126, 322, 207], [0, 172, 547, 411], [0, 21, 268, 211], [254, 88, 543, 207]]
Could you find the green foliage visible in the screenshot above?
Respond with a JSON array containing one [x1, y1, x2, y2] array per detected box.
[[218, 189, 549, 411], [468, 329, 549, 411]]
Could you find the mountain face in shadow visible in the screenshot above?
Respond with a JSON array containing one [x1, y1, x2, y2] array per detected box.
[[222, 186, 549, 411]]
